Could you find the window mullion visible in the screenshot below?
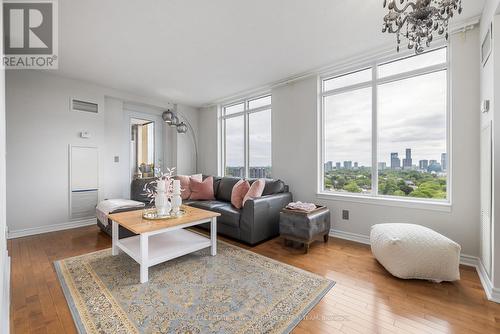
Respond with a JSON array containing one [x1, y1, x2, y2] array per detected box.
[[371, 65, 378, 197], [244, 101, 249, 178]]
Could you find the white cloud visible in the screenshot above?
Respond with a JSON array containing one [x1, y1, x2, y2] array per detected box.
[[325, 69, 447, 166]]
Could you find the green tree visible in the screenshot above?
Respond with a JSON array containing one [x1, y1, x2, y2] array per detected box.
[[344, 181, 361, 193], [393, 190, 405, 196], [336, 177, 346, 189]]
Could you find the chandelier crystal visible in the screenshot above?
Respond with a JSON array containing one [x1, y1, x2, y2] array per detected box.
[[382, 0, 463, 54]]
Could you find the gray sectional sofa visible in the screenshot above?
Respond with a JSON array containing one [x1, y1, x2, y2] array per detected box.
[[97, 175, 292, 245]]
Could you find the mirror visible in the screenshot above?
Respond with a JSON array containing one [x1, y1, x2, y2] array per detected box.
[[131, 118, 155, 179]]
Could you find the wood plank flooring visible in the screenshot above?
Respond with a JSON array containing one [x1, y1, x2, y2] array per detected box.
[[8, 225, 500, 333]]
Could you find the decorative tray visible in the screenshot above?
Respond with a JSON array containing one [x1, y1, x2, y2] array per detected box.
[[142, 208, 186, 220]]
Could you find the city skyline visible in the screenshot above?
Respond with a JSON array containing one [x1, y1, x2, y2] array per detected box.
[[324, 148, 447, 171]]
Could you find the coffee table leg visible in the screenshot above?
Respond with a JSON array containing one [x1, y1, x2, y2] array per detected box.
[[112, 220, 119, 256], [210, 217, 217, 256], [140, 234, 149, 283]]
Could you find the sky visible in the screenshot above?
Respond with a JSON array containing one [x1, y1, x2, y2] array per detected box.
[[225, 109, 271, 167], [324, 70, 447, 167]]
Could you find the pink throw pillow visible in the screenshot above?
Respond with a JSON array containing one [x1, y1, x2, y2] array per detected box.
[[243, 179, 266, 206], [177, 174, 202, 200], [231, 179, 250, 209], [189, 176, 215, 200]]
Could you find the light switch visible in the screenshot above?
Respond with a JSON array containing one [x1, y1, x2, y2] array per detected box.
[[114, 156, 119, 163]]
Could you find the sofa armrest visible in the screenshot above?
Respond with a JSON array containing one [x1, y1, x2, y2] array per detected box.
[[240, 192, 293, 245]]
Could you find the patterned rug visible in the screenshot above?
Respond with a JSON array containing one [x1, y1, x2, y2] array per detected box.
[[55, 240, 334, 334]]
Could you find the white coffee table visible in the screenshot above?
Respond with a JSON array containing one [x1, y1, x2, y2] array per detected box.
[[109, 205, 220, 283]]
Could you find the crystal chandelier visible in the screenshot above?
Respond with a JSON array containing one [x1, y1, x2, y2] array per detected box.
[[382, 0, 463, 54]]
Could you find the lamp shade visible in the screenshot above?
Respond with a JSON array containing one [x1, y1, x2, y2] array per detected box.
[[170, 115, 179, 127], [162, 110, 175, 124], [176, 122, 188, 134]]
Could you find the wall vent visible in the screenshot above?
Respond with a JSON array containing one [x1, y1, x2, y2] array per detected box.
[[71, 98, 99, 113]]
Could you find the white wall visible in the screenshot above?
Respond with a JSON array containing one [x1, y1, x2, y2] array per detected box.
[[480, 0, 500, 293], [197, 106, 219, 175], [197, 29, 481, 257], [6, 71, 198, 236], [0, 1, 10, 330], [102, 97, 128, 199], [176, 104, 199, 175]]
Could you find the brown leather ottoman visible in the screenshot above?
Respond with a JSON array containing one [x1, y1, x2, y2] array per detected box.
[[279, 206, 331, 253]]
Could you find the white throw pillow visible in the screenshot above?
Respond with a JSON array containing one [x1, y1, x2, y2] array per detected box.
[[370, 223, 461, 282]]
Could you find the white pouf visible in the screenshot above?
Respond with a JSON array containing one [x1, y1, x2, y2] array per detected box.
[[370, 223, 461, 282]]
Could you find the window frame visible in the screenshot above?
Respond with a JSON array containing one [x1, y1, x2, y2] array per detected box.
[[318, 46, 451, 211], [220, 94, 272, 178]]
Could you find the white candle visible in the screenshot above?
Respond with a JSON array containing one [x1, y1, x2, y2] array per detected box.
[[173, 180, 181, 192], [157, 180, 166, 192]]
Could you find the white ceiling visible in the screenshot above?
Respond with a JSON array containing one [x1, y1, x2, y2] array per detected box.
[[58, 0, 485, 107]]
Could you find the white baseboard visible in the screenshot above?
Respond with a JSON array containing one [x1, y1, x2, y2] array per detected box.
[[8, 218, 97, 239], [329, 228, 500, 304], [330, 229, 370, 245], [1, 250, 10, 334]]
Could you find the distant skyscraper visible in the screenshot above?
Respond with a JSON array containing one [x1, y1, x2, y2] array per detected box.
[[428, 161, 442, 173], [419, 160, 429, 170], [324, 161, 333, 172], [391, 153, 400, 169], [354, 162, 359, 168], [378, 162, 387, 170], [249, 167, 267, 178], [403, 148, 412, 169], [226, 167, 245, 177], [441, 153, 447, 171], [344, 161, 352, 169], [335, 162, 341, 169]]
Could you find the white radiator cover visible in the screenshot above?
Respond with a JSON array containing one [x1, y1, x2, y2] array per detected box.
[[69, 145, 99, 220], [71, 190, 98, 219]]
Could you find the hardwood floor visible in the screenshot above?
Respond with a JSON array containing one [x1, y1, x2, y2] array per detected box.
[[8, 225, 500, 334]]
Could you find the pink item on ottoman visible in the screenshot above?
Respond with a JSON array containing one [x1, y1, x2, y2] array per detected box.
[[189, 176, 215, 200], [177, 174, 202, 200], [231, 179, 250, 209], [243, 179, 266, 206]]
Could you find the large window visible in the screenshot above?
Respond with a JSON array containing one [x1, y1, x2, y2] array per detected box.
[[221, 95, 272, 178], [321, 47, 448, 202]]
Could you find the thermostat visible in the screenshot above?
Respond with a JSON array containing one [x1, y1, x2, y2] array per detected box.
[[80, 131, 91, 138]]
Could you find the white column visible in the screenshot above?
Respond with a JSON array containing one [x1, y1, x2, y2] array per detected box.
[[210, 217, 217, 256], [112, 220, 119, 256], [140, 234, 149, 283]]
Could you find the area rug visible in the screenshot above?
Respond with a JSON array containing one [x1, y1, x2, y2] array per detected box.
[[54, 240, 335, 334]]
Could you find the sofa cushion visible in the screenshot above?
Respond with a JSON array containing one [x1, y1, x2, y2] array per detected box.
[[216, 177, 242, 202], [130, 177, 156, 203], [190, 176, 216, 200], [176, 174, 202, 200], [203, 175, 221, 197], [211, 203, 241, 227], [243, 178, 265, 206], [188, 200, 226, 211], [248, 178, 285, 195], [231, 179, 250, 209]]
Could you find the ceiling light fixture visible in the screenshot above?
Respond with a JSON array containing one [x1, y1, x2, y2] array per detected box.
[[382, 0, 463, 54]]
